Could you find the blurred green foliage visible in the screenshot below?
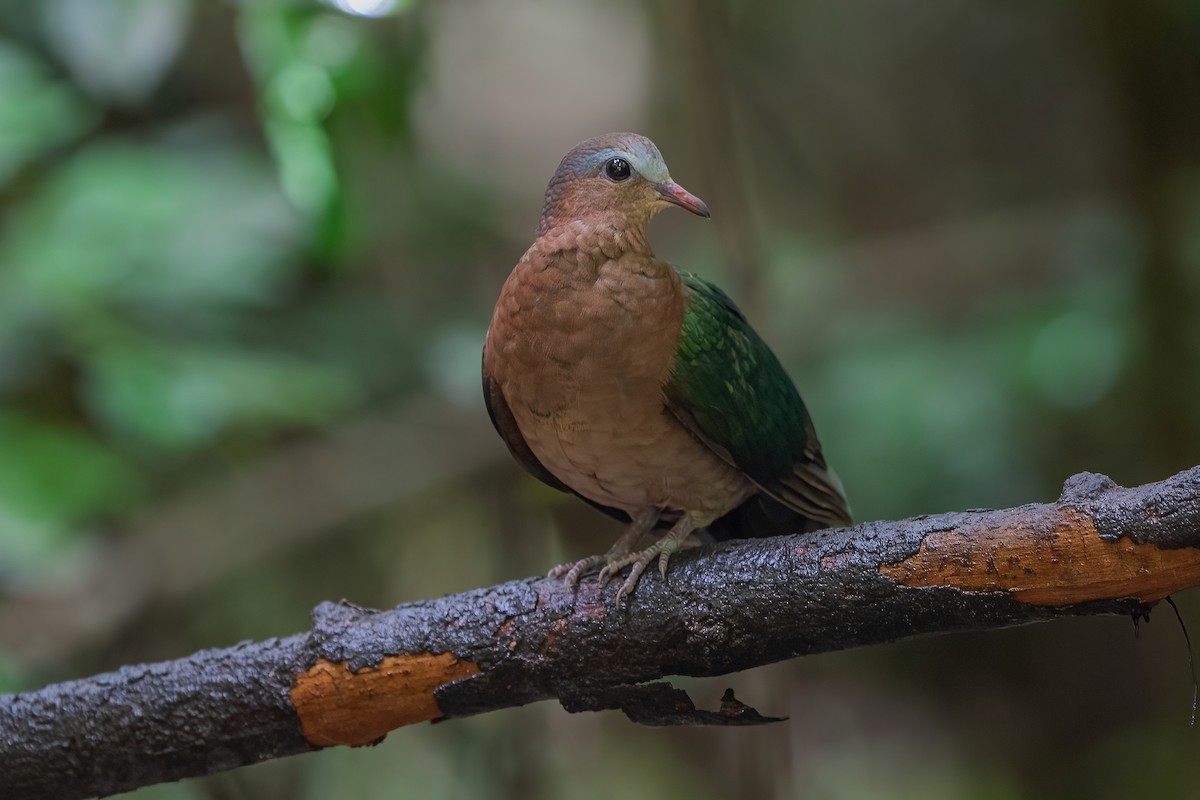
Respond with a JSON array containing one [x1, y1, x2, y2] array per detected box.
[[0, 39, 96, 183], [0, 0, 1198, 798]]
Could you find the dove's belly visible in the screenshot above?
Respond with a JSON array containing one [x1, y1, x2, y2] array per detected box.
[[513, 389, 755, 518], [488, 243, 755, 518]]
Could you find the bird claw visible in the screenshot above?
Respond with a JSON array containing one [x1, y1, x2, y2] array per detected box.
[[597, 547, 648, 586], [604, 541, 672, 604], [549, 556, 605, 588], [596, 559, 625, 586], [615, 559, 650, 607], [548, 550, 645, 591], [545, 549, 656, 605], [551, 518, 692, 604]]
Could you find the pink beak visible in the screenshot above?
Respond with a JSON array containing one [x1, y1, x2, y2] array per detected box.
[[658, 180, 710, 218]]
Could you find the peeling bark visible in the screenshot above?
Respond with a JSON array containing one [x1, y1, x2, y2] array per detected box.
[[293, 653, 481, 746], [1, 467, 1198, 800]]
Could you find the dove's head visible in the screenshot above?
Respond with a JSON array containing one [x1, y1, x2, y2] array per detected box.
[[537, 133, 709, 235]]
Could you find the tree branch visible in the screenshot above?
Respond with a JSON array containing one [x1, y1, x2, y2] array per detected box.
[[3, 467, 1199, 800]]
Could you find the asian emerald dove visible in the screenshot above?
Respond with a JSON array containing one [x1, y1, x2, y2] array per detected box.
[[483, 133, 851, 603]]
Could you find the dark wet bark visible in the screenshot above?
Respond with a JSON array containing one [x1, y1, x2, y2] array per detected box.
[[2, 466, 1198, 800]]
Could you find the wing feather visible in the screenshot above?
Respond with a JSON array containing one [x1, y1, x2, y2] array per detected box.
[[663, 271, 851, 531]]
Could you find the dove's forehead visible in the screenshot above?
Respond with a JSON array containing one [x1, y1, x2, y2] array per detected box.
[[556, 133, 671, 183]]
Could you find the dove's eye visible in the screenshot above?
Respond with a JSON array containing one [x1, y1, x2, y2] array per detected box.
[[605, 158, 631, 181]]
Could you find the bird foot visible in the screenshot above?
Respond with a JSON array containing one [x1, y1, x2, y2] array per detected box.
[[546, 546, 659, 591], [547, 556, 606, 588], [548, 509, 662, 592], [548, 512, 705, 605], [598, 535, 688, 607]]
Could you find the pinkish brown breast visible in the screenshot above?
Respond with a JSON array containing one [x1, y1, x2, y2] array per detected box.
[[485, 221, 755, 520]]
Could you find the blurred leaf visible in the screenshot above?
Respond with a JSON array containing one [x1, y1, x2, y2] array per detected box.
[[84, 339, 359, 450], [239, 5, 357, 259], [0, 39, 97, 185], [0, 411, 137, 569], [0, 411, 137, 523], [302, 14, 363, 71], [0, 656, 25, 693], [268, 60, 337, 123], [118, 781, 203, 800], [815, 328, 1036, 517], [424, 323, 487, 408], [1024, 309, 1126, 409], [1, 139, 302, 318], [41, 0, 191, 106], [267, 118, 339, 217]]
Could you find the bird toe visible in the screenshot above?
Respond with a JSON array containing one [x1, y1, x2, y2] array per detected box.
[[549, 555, 604, 587]]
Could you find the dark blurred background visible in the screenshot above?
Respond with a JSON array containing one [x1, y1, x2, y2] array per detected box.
[[1, 1, 1198, 797]]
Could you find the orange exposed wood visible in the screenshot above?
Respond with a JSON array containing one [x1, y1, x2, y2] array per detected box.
[[291, 652, 480, 747], [880, 507, 1200, 605]]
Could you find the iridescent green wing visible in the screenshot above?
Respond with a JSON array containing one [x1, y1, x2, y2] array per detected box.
[[664, 271, 851, 528]]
